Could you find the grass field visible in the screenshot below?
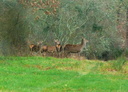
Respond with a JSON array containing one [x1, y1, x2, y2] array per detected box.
[[0, 56, 128, 92]]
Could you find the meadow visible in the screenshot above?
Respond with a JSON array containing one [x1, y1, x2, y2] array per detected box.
[[0, 56, 128, 92]]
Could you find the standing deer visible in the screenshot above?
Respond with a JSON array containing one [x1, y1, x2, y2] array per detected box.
[[40, 39, 62, 57], [29, 41, 43, 55], [64, 38, 88, 57]]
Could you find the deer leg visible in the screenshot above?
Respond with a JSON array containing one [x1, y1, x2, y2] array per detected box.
[[42, 52, 45, 56], [40, 50, 44, 56], [30, 49, 32, 55], [30, 51, 34, 56], [66, 52, 70, 58], [61, 51, 64, 58], [37, 51, 41, 55], [61, 52, 64, 58], [44, 52, 47, 57], [58, 52, 61, 58], [64, 52, 68, 58], [52, 53, 54, 57], [78, 52, 81, 60], [78, 52, 81, 57], [52, 52, 54, 57]]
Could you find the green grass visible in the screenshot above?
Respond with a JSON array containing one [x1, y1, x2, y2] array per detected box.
[[0, 56, 128, 92]]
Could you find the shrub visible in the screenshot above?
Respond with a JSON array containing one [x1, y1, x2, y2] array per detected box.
[[111, 56, 127, 71]]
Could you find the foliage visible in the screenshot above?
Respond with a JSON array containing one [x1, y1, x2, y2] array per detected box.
[[0, 0, 29, 55], [110, 56, 127, 71], [18, 0, 60, 15], [0, 0, 127, 59]]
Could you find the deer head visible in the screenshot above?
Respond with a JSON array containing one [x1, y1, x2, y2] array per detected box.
[[54, 39, 62, 52], [28, 41, 43, 52], [37, 41, 43, 46], [81, 37, 89, 46]]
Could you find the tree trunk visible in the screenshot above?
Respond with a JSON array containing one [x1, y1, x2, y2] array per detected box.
[[126, 8, 128, 47], [117, 5, 121, 23]]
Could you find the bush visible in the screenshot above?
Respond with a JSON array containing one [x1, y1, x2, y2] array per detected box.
[[0, 0, 125, 58], [111, 56, 127, 71]]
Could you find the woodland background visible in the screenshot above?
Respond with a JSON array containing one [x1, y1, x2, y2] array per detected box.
[[0, 0, 128, 60]]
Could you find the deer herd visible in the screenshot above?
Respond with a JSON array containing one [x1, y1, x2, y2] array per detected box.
[[28, 38, 88, 58]]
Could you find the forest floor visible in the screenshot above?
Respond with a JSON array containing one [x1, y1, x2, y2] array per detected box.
[[0, 56, 128, 92]]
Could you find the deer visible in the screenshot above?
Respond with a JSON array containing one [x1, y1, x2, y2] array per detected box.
[[40, 39, 62, 57], [28, 41, 43, 55], [63, 38, 88, 57]]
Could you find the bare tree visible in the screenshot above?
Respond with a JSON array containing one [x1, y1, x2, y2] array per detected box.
[[126, 8, 128, 47]]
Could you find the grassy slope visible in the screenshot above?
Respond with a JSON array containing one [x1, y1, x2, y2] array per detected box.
[[0, 56, 128, 92]]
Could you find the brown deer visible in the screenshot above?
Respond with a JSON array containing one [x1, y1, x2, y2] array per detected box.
[[40, 39, 62, 57], [29, 41, 43, 55], [64, 38, 88, 57]]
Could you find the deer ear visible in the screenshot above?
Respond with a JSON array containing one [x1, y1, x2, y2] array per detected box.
[[37, 42, 39, 45], [54, 39, 58, 42], [54, 39, 56, 42], [86, 39, 89, 42], [37, 41, 43, 45], [81, 37, 84, 39], [41, 41, 43, 43], [84, 38, 89, 42]]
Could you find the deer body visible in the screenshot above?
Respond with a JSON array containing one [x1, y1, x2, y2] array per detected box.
[[47, 46, 57, 53], [40, 46, 47, 53], [64, 44, 84, 53], [64, 38, 88, 57], [40, 40, 62, 57]]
